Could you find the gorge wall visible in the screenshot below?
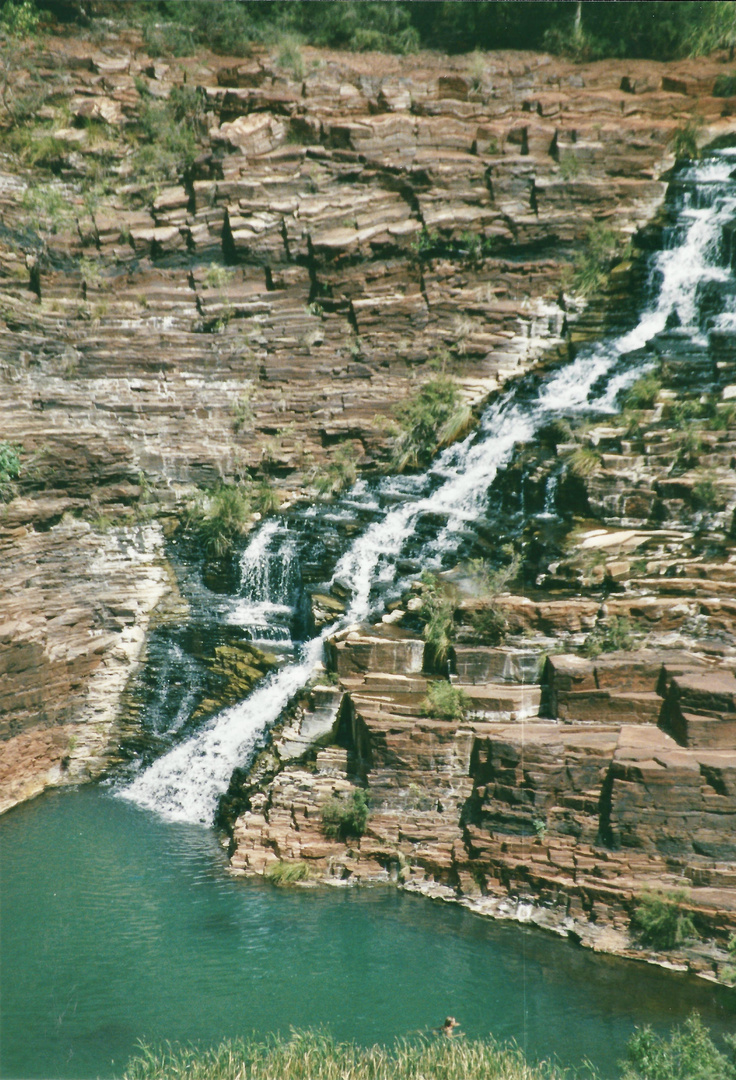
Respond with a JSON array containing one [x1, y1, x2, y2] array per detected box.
[[2, 21, 736, 973]]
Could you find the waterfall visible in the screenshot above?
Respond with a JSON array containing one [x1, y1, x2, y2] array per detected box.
[[118, 153, 736, 827], [227, 520, 300, 643]]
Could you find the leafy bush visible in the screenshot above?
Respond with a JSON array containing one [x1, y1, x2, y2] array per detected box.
[[140, 2, 258, 57], [466, 548, 521, 597], [630, 889, 698, 950], [421, 680, 471, 720], [622, 1013, 736, 1080], [709, 402, 736, 431], [391, 377, 472, 472], [141, 18, 196, 57], [321, 789, 369, 841], [266, 860, 310, 886], [9, 130, 69, 171], [0, 0, 45, 125], [469, 605, 508, 646], [251, 479, 280, 515], [301, 0, 419, 53], [0, 441, 21, 500], [231, 391, 254, 434]]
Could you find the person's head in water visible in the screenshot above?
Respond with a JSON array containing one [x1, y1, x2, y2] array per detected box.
[[442, 1017, 458, 1037]]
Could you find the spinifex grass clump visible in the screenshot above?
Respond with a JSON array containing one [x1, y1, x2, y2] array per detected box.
[[415, 571, 457, 670], [184, 484, 252, 560], [266, 860, 310, 886], [124, 1029, 589, 1080], [391, 377, 473, 472]]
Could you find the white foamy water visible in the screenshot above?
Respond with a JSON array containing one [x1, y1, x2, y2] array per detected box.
[[119, 155, 735, 826]]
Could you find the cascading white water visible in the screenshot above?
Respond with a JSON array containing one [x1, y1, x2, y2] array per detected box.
[[227, 520, 298, 641], [119, 153, 736, 827]]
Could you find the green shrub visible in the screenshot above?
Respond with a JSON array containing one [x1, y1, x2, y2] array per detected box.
[[203, 264, 235, 290], [630, 889, 698, 950], [142, 19, 196, 58], [302, 1, 419, 54], [708, 402, 736, 431], [421, 680, 471, 720], [131, 87, 205, 186], [21, 182, 74, 234], [622, 1013, 736, 1080], [0, 0, 45, 125], [582, 617, 635, 657], [469, 605, 508, 646], [251, 479, 280, 515], [0, 441, 21, 500], [391, 377, 472, 471], [184, 484, 252, 560], [266, 860, 310, 886], [559, 153, 582, 181], [410, 226, 440, 262], [9, 130, 69, 171], [691, 477, 724, 512], [466, 548, 521, 597], [321, 789, 369, 841]]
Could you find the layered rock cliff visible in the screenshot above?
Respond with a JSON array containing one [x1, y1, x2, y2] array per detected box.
[[2, 24, 736, 971]]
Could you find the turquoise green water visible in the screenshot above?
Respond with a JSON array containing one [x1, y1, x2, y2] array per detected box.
[[1, 786, 733, 1080]]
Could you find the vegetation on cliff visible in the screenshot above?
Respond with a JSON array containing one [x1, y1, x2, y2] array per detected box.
[[123, 1019, 736, 1080], [30, 1, 736, 62]]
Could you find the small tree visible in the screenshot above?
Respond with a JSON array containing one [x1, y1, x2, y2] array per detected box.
[[622, 1013, 736, 1080], [0, 1, 44, 125], [630, 890, 697, 950]]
